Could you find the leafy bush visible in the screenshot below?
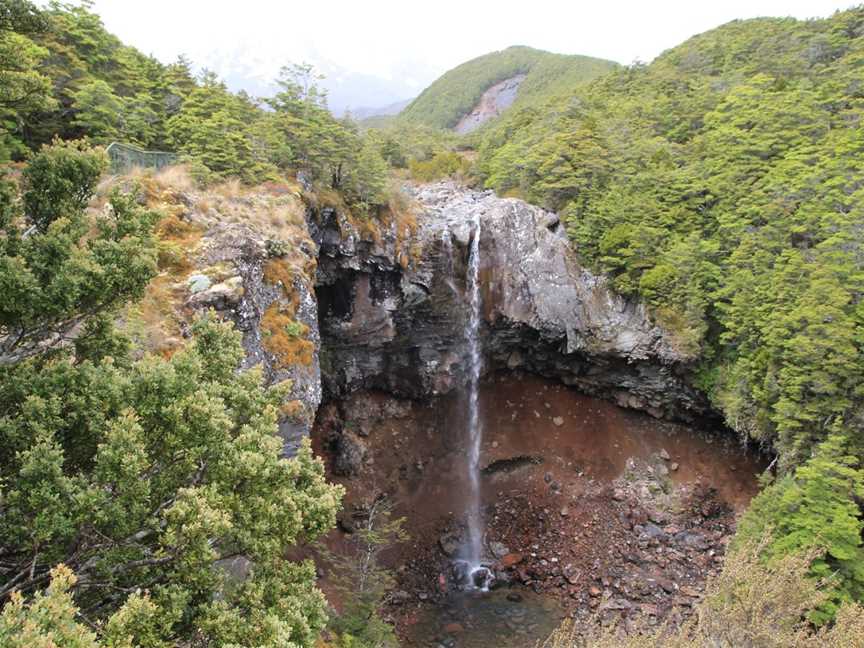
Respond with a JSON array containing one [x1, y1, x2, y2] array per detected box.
[[408, 151, 470, 182]]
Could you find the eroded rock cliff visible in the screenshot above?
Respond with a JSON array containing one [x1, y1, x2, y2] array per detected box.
[[118, 179, 322, 454], [127, 177, 710, 457], [313, 182, 708, 421]]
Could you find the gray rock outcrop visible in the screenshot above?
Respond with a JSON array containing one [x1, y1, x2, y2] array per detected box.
[[311, 182, 708, 421]]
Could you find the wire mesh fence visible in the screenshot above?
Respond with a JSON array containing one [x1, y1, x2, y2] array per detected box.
[[106, 142, 177, 173]]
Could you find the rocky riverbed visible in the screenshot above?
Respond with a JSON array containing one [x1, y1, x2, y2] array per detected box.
[[312, 372, 766, 642]]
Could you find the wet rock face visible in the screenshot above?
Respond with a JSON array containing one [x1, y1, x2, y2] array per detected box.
[[312, 203, 469, 399], [312, 182, 709, 421]]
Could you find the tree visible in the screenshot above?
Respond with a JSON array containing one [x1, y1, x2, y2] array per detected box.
[[166, 71, 274, 182], [70, 79, 124, 143], [320, 497, 405, 648], [0, 0, 54, 159], [0, 317, 343, 646], [266, 63, 357, 186], [0, 140, 158, 364], [735, 432, 864, 624], [348, 138, 389, 211]]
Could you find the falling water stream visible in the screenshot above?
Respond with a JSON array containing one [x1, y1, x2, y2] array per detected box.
[[458, 213, 493, 590]]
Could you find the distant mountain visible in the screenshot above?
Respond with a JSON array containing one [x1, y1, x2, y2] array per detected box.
[[344, 98, 413, 121], [398, 45, 618, 131]]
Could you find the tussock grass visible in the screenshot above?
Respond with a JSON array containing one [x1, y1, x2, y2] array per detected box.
[[541, 539, 864, 648]]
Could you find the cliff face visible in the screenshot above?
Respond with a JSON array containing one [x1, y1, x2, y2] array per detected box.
[[135, 178, 709, 457], [312, 182, 708, 421], [123, 180, 322, 455]]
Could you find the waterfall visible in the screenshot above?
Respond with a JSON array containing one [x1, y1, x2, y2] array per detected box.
[[460, 212, 493, 590]]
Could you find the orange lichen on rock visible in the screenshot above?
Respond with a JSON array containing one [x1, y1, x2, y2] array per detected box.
[[263, 258, 302, 312], [262, 302, 314, 367], [280, 398, 307, 422], [155, 213, 203, 275]]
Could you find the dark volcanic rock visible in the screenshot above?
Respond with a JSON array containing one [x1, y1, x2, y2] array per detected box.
[[311, 182, 709, 421], [332, 432, 367, 476]]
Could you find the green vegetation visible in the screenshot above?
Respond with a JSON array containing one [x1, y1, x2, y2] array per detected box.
[[4, 0, 864, 640], [321, 497, 406, 648], [736, 433, 864, 624], [0, 140, 158, 364], [408, 151, 470, 182], [0, 88, 342, 648], [399, 45, 617, 130], [0, 3, 390, 212], [474, 8, 864, 620]]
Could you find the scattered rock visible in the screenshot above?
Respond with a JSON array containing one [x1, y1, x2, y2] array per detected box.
[[336, 511, 356, 534], [490, 541, 510, 559], [659, 449, 671, 461], [187, 273, 212, 293], [390, 590, 410, 604], [552, 416, 564, 427], [438, 532, 461, 557], [500, 553, 524, 568]]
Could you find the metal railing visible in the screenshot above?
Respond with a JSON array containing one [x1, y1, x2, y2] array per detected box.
[[106, 142, 177, 173]]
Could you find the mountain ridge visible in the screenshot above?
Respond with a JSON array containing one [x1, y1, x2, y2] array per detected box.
[[397, 45, 618, 131]]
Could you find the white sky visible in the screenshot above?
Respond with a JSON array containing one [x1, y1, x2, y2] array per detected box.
[[87, 0, 855, 111]]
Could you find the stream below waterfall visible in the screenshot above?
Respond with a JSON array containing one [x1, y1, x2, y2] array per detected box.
[[404, 588, 565, 647]]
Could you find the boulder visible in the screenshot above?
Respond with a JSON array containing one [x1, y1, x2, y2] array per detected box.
[[332, 433, 366, 476], [438, 532, 461, 557]]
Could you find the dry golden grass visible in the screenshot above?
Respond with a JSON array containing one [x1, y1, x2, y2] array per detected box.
[[261, 303, 313, 368], [123, 275, 186, 359], [213, 177, 245, 200], [540, 540, 864, 648], [153, 165, 196, 193]]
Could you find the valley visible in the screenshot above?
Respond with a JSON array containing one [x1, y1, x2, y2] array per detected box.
[[2, 2, 863, 646]]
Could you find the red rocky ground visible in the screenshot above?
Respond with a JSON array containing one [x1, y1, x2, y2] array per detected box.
[[311, 374, 766, 640]]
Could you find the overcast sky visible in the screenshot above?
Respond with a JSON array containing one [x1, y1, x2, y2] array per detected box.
[[88, 0, 855, 112]]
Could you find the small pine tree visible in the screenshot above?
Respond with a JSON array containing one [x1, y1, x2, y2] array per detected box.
[[736, 430, 864, 623], [320, 496, 407, 648]]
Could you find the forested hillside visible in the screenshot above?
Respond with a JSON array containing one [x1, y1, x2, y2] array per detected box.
[[1, 1, 392, 208], [398, 46, 617, 130], [474, 9, 864, 622]]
